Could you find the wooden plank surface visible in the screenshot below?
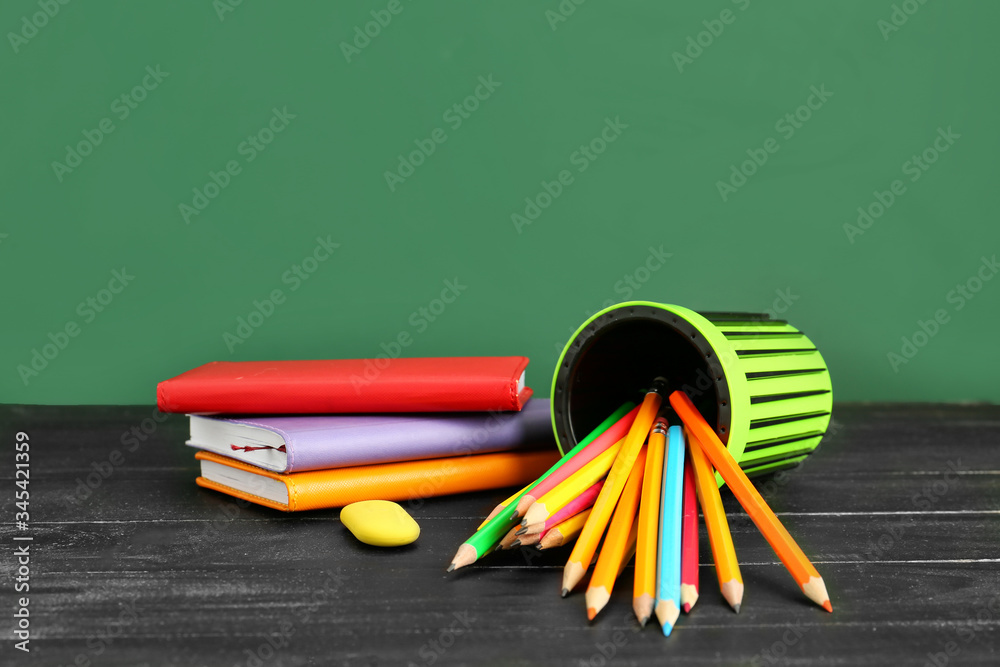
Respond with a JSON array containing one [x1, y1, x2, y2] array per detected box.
[[2, 403, 999, 665]]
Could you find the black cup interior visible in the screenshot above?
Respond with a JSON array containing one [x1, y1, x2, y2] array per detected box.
[[552, 306, 730, 453]]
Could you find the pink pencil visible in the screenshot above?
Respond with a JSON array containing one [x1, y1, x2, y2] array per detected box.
[[520, 480, 603, 536], [680, 456, 700, 613], [512, 405, 640, 518]]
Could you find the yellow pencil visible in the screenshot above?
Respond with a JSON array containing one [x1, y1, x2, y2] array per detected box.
[[538, 509, 592, 550], [587, 445, 648, 620], [522, 437, 624, 527], [633, 417, 667, 626], [562, 378, 668, 596], [688, 427, 743, 612]]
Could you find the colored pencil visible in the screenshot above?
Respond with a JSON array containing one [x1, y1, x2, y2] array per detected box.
[[634, 417, 667, 626], [562, 378, 667, 596], [586, 445, 648, 620], [479, 483, 531, 529], [680, 456, 699, 613], [510, 531, 540, 548], [448, 403, 632, 571], [499, 525, 520, 550], [522, 438, 623, 527], [520, 480, 602, 537], [655, 425, 686, 636], [537, 509, 591, 550], [687, 426, 743, 613], [670, 390, 832, 612], [513, 405, 641, 518], [617, 515, 640, 579]]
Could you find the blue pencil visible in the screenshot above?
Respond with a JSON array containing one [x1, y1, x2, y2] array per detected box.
[[655, 425, 686, 636]]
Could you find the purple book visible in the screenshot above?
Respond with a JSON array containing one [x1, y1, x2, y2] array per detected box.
[[185, 399, 553, 473]]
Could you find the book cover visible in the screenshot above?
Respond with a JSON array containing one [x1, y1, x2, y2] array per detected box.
[[187, 399, 554, 473], [158, 356, 532, 414], [194, 449, 560, 511]]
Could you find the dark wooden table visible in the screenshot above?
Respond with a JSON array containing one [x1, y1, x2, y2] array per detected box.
[[2, 404, 998, 666]]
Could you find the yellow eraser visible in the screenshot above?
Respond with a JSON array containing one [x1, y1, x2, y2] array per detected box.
[[340, 500, 420, 547]]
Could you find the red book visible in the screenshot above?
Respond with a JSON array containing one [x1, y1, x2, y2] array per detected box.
[[157, 357, 532, 414]]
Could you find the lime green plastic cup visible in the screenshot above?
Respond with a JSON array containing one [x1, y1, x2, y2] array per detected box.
[[550, 302, 833, 483]]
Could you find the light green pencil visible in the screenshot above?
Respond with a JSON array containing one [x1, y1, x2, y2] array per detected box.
[[447, 402, 634, 571]]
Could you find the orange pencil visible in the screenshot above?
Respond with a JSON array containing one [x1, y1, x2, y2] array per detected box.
[[633, 417, 667, 626], [670, 391, 832, 612], [680, 456, 699, 613], [617, 516, 640, 579], [688, 427, 743, 612], [586, 445, 648, 620], [562, 378, 667, 596]]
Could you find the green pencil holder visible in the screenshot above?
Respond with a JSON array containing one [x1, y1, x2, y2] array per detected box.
[[550, 302, 833, 481]]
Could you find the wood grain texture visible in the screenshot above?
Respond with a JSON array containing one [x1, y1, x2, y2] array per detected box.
[[2, 403, 999, 665]]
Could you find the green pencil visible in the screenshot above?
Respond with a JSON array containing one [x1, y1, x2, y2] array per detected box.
[[447, 402, 635, 571]]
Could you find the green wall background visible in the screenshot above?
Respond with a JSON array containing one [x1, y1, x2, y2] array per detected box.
[[2, 1, 997, 405]]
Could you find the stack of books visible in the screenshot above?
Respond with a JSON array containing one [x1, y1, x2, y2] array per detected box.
[[157, 357, 559, 510]]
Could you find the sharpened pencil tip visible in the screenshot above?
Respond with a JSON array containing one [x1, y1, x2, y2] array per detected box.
[[803, 576, 830, 612], [682, 603, 691, 614], [510, 539, 521, 548], [639, 616, 648, 628], [561, 588, 569, 598], [586, 608, 597, 621], [449, 543, 479, 572], [515, 527, 527, 536], [655, 600, 680, 636], [732, 603, 741, 614]]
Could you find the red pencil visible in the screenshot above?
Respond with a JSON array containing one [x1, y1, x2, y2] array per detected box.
[[680, 456, 699, 613]]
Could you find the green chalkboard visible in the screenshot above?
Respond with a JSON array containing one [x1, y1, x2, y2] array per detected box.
[[1, 1, 997, 404]]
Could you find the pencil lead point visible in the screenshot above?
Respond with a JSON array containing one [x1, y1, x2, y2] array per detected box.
[[682, 603, 691, 614], [561, 588, 570, 598], [586, 608, 597, 621], [639, 616, 648, 628], [446, 563, 456, 572], [515, 527, 527, 536], [655, 599, 680, 636], [510, 539, 521, 548], [822, 600, 833, 613], [732, 603, 741, 614]]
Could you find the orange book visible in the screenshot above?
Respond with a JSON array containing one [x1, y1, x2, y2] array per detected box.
[[195, 449, 558, 511]]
